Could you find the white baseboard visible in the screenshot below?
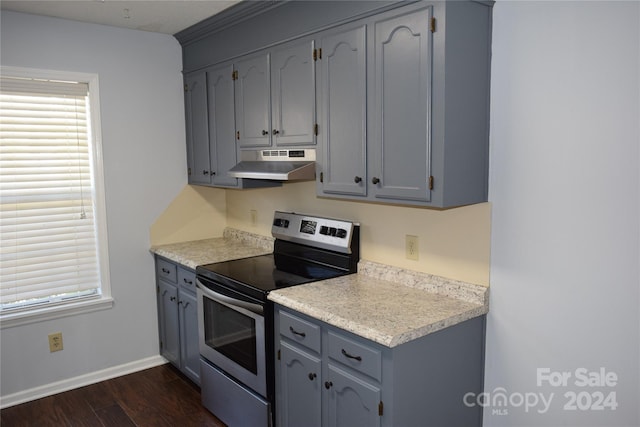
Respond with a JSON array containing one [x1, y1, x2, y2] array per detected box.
[[0, 355, 168, 409]]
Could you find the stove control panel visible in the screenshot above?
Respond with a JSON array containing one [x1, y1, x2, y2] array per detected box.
[[272, 211, 357, 254]]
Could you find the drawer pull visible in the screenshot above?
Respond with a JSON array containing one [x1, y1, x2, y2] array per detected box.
[[341, 348, 362, 362], [183, 278, 193, 285], [289, 326, 306, 338], [161, 268, 170, 274]]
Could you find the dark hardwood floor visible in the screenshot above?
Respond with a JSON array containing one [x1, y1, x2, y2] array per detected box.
[[1, 364, 226, 427]]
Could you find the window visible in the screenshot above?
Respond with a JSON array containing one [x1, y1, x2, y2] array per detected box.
[[0, 67, 112, 328]]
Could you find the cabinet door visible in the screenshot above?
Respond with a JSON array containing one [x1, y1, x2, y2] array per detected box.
[[184, 72, 212, 185], [179, 290, 200, 385], [158, 280, 180, 366], [235, 54, 271, 148], [326, 364, 381, 427], [318, 25, 367, 196], [207, 64, 239, 187], [371, 7, 433, 202], [279, 341, 322, 427], [271, 40, 316, 146]]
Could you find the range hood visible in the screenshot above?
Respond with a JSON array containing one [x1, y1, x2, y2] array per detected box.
[[228, 148, 316, 181]]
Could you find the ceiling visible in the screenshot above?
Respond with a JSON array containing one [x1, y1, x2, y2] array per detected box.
[[0, 0, 242, 35]]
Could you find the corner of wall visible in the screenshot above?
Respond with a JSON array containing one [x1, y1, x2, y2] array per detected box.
[[149, 185, 228, 246]]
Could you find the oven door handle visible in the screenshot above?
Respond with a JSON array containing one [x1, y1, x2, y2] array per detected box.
[[196, 281, 264, 315]]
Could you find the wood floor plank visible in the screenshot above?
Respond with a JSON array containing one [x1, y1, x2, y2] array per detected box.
[[0, 364, 226, 427], [94, 403, 137, 426]]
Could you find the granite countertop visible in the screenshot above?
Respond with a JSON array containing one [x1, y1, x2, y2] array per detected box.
[[268, 260, 489, 348], [150, 228, 274, 269]]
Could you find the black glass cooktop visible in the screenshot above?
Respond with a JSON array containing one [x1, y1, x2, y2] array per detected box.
[[196, 253, 347, 301]]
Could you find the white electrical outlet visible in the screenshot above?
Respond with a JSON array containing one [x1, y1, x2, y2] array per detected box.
[[406, 235, 419, 261], [48, 332, 63, 352]]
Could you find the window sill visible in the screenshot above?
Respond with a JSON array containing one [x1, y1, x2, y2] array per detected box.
[[0, 296, 114, 329]]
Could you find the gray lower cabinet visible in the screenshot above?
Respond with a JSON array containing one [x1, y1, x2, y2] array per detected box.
[[279, 341, 322, 427], [155, 257, 200, 385], [275, 306, 485, 427]]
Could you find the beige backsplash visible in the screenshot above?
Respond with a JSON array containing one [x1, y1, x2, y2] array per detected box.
[[149, 185, 227, 246], [151, 181, 491, 286]]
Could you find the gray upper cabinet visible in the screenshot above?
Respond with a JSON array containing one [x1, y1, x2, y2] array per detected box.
[[178, 0, 491, 206], [235, 53, 271, 148], [370, 6, 433, 203], [184, 64, 279, 189], [206, 63, 239, 187], [315, 1, 492, 208], [235, 40, 316, 149], [184, 72, 211, 185], [271, 39, 316, 146], [317, 24, 367, 197]]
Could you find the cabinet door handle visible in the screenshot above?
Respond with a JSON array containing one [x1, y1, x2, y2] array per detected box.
[[289, 326, 306, 338], [341, 348, 362, 362], [272, 129, 280, 135], [308, 373, 317, 381], [203, 170, 209, 175], [324, 381, 333, 389], [262, 130, 268, 136], [371, 177, 380, 185], [354, 176, 362, 183], [170, 296, 176, 302]]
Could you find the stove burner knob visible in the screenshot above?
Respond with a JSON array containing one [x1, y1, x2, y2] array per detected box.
[[273, 218, 289, 228], [329, 227, 337, 236], [320, 226, 329, 235], [336, 228, 347, 238]]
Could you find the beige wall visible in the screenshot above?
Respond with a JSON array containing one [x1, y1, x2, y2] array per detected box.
[[226, 181, 491, 286], [151, 181, 491, 285], [149, 185, 227, 246]]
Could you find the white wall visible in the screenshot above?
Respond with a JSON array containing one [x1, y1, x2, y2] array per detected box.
[[0, 11, 186, 402], [486, 1, 639, 426]]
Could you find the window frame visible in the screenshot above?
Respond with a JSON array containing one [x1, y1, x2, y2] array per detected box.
[[0, 66, 113, 329]]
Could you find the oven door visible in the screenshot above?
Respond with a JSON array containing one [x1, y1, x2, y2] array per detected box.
[[196, 278, 267, 397]]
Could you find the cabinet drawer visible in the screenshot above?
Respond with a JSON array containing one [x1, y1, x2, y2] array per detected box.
[[156, 258, 177, 283], [279, 311, 321, 353], [327, 331, 381, 382], [178, 267, 196, 294]]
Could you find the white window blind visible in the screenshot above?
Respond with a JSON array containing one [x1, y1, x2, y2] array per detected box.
[[0, 75, 103, 313]]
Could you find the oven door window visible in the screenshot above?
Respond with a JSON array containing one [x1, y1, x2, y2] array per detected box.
[[202, 297, 258, 375]]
